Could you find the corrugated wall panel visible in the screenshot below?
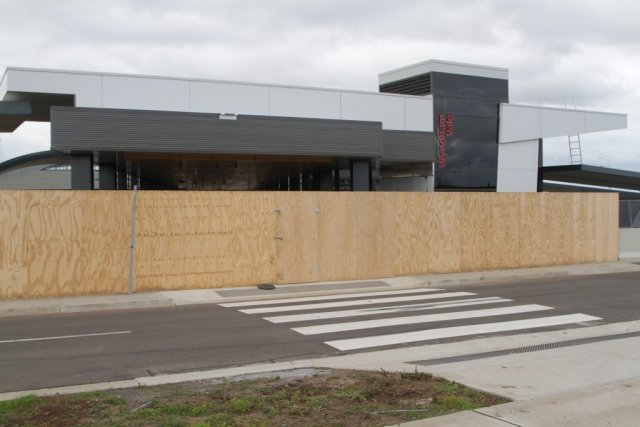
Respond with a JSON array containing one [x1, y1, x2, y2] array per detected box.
[[51, 107, 383, 158], [382, 130, 435, 162]]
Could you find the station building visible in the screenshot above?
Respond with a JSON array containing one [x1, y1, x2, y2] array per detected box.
[[0, 59, 630, 193]]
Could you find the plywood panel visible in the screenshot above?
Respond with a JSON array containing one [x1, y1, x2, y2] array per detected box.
[[77, 191, 131, 295], [316, 192, 394, 282], [360, 193, 395, 279], [231, 192, 277, 285], [421, 193, 461, 274], [460, 193, 493, 271], [0, 190, 621, 299], [134, 191, 275, 291], [0, 191, 130, 298], [594, 193, 619, 262], [572, 193, 597, 263], [518, 193, 547, 268], [275, 192, 319, 284], [392, 192, 452, 276], [486, 193, 521, 270], [0, 191, 27, 298], [542, 193, 571, 266], [318, 192, 356, 281], [393, 193, 430, 276]]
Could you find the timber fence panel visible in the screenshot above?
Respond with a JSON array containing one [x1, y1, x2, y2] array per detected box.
[[275, 192, 319, 284], [0, 190, 130, 298], [0, 191, 620, 299], [134, 191, 276, 291]]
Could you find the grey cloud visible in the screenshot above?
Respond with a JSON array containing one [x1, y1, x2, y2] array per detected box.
[[0, 0, 637, 170]]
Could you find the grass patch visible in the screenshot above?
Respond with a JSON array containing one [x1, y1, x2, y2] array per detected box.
[[0, 369, 508, 426]]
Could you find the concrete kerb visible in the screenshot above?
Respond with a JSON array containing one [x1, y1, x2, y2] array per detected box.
[[1, 262, 640, 319], [0, 361, 310, 402]]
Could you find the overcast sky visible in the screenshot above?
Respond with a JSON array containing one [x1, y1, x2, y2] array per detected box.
[[0, 0, 638, 170]]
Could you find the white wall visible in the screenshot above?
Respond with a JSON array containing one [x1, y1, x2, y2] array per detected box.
[[496, 139, 539, 192], [620, 228, 640, 261], [497, 103, 628, 192], [102, 75, 191, 111], [269, 86, 340, 120], [499, 104, 627, 143], [2, 67, 433, 132], [2, 69, 102, 107], [190, 81, 270, 116], [0, 71, 8, 100]]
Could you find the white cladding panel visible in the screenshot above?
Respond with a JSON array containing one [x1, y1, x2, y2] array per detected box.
[[497, 138, 539, 170], [496, 139, 539, 193], [189, 81, 269, 115], [341, 92, 405, 130], [500, 104, 627, 143], [499, 105, 541, 143], [3, 69, 102, 107], [0, 72, 8, 100], [269, 86, 341, 120], [496, 169, 538, 192], [2, 67, 434, 132], [404, 96, 433, 132], [102, 75, 190, 111], [585, 112, 628, 133], [540, 108, 584, 137]]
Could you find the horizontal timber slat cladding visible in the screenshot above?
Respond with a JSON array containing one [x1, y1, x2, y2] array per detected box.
[[0, 191, 618, 299]]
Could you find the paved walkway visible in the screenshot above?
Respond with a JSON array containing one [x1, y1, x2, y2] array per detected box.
[[2, 261, 639, 318], [2, 261, 640, 426]]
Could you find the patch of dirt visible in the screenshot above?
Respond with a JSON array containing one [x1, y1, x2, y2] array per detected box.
[[0, 369, 509, 427]]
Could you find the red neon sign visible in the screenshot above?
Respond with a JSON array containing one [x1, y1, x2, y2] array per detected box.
[[437, 114, 453, 169]]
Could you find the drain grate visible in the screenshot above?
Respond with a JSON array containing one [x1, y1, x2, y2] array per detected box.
[[413, 331, 640, 366], [217, 281, 389, 298]]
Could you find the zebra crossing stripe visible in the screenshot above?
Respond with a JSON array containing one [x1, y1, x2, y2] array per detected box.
[[324, 313, 602, 351], [264, 297, 512, 324], [239, 292, 476, 314], [220, 288, 442, 308], [291, 304, 553, 335]]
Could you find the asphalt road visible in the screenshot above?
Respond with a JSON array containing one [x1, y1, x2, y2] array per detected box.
[[1, 271, 639, 393]]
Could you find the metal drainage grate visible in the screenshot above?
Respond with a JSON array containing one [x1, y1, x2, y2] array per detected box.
[[217, 281, 389, 298], [413, 331, 640, 366]]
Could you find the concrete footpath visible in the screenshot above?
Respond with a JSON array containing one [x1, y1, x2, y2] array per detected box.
[[1, 261, 640, 426], [2, 261, 640, 318]]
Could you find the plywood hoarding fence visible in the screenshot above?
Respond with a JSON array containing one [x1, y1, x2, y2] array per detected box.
[[0, 191, 618, 299]]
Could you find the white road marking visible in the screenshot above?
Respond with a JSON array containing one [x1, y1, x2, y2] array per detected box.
[[239, 292, 476, 314], [264, 297, 512, 324], [0, 331, 132, 344], [220, 288, 442, 308], [292, 304, 553, 335], [325, 314, 602, 351]]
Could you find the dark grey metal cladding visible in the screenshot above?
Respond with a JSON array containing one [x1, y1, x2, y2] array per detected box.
[[379, 73, 431, 96], [51, 107, 383, 157], [0, 101, 32, 132], [382, 130, 434, 162]]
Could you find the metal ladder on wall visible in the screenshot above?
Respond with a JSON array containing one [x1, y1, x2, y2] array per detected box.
[[565, 98, 583, 165], [568, 134, 583, 165]]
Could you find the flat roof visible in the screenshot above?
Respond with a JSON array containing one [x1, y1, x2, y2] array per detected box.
[[2, 66, 431, 101], [379, 59, 509, 85], [541, 164, 640, 192]]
